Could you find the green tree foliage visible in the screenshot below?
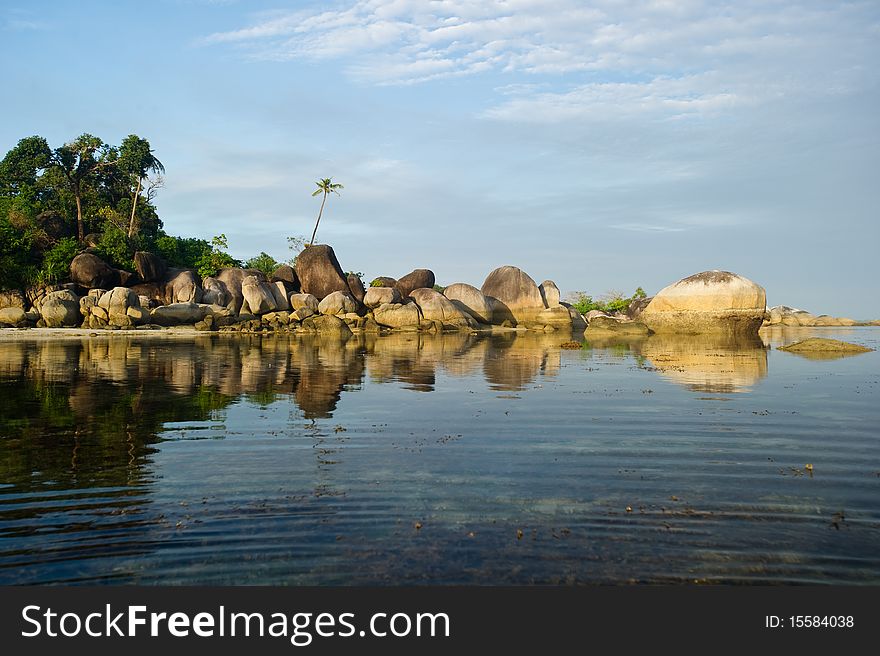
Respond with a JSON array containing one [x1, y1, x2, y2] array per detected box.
[[0, 132, 166, 290], [37, 237, 80, 285], [196, 234, 240, 278], [154, 234, 211, 270], [245, 252, 280, 276], [568, 287, 648, 315], [118, 135, 164, 239]]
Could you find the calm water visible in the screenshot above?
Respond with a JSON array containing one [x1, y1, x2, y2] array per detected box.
[[0, 327, 878, 585]]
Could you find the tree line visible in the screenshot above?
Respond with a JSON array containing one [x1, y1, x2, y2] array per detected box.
[[0, 133, 301, 291]]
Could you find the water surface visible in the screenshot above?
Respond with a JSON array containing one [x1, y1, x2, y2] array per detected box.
[[0, 327, 877, 584]]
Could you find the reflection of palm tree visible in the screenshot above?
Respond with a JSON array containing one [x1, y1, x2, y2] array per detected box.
[[308, 178, 343, 247]]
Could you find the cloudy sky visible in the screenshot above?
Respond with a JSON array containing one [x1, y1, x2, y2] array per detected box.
[[2, 0, 878, 315]]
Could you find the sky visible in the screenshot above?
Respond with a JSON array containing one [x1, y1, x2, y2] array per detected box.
[[1, 0, 878, 316]]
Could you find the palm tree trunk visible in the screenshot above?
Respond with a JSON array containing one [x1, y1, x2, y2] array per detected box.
[[75, 193, 84, 242], [309, 192, 327, 246], [128, 175, 142, 240]]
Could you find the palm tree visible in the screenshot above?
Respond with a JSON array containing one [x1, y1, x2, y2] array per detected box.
[[309, 178, 343, 247], [119, 135, 165, 240]]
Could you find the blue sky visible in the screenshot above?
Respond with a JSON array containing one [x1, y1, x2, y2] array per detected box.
[[2, 0, 878, 316]]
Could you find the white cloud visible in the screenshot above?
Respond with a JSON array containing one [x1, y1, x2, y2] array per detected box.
[[201, 0, 879, 123]]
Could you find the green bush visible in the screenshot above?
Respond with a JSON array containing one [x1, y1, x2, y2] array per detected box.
[[94, 224, 134, 271], [569, 287, 647, 316], [154, 233, 212, 270], [245, 252, 280, 276], [37, 237, 80, 285], [195, 234, 240, 278]]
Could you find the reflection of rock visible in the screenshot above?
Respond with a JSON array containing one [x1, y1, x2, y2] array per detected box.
[[636, 334, 768, 393], [641, 270, 766, 336], [482, 331, 562, 391]]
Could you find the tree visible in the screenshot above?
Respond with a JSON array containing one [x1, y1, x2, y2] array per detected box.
[[0, 136, 51, 193], [308, 178, 343, 247], [50, 134, 115, 241], [119, 135, 165, 240]]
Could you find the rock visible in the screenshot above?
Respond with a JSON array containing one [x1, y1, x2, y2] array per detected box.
[[443, 283, 493, 324], [0, 290, 26, 310], [36, 210, 75, 241], [133, 251, 167, 283], [269, 281, 290, 311], [201, 277, 232, 307], [270, 264, 299, 290], [567, 306, 587, 331], [40, 290, 81, 327], [150, 303, 209, 326], [535, 306, 573, 329], [640, 270, 766, 336], [364, 286, 401, 309], [164, 269, 202, 305], [539, 280, 561, 308], [626, 296, 653, 320], [126, 306, 149, 324], [70, 253, 118, 289], [782, 311, 816, 327], [290, 293, 320, 313], [778, 338, 872, 354], [295, 244, 350, 300], [394, 269, 435, 299], [410, 288, 475, 327], [373, 302, 421, 328], [102, 287, 143, 326], [347, 273, 366, 303], [318, 290, 359, 316], [481, 265, 546, 325], [216, 268, 266, 314], [241, 275, 278, 315], [292, 306, 315, 322], [584, 315, 652, 336], [301, 314, 353, 336], [369, 276, 397, 288], [585, 310, 610, 322], [128, 282, 165, 306], [0, 307, 27, 326]]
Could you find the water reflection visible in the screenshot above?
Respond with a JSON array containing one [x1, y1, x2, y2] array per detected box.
[[1, 328, 878, 585], [635, 334, 768, 393]]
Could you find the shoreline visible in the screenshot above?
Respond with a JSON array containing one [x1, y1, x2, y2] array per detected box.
[[1, 323, 878, 342]]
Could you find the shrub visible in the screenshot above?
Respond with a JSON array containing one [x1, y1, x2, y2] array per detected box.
[[195, 234, 240, 278], [568, 287, 647, 316], [37, 237, 80, 285], [245, 252, 280, 276], [94, 224, 134, 271], [154, 233, 212, 270]]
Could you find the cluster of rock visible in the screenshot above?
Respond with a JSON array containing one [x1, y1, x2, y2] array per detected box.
[[579, 270, 768, 339], [763, 306, 858, 327], [0, 245, 584, 335], [3, 253, 874, 339]]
